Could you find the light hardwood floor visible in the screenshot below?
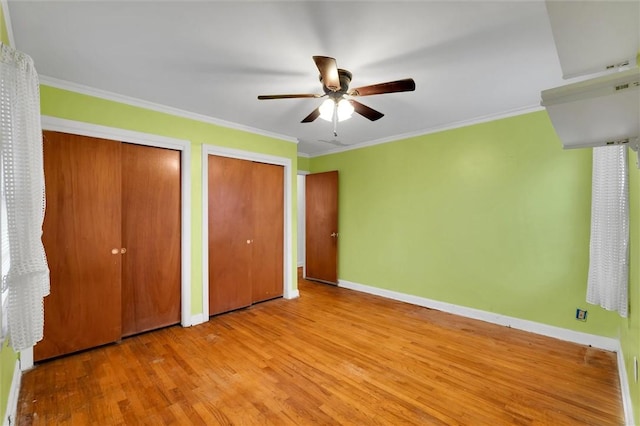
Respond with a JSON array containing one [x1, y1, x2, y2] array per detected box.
[[17, 277, 623, 425]]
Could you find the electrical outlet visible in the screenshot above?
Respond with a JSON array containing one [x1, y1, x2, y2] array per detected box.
[[576, 308, 588, 321]]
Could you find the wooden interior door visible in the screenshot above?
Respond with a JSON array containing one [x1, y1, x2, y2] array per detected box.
[[121, 144, 181, 337], [37, 131, 122, 361], [208, 155, 253, 315], [305, 171, 339, 284], [251, 162, 284, 303]]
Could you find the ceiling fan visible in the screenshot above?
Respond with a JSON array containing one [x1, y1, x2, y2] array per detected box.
[[258, 56, 415, 135]]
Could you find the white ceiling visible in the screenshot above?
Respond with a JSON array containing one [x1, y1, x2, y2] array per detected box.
[[8, 1, 571, 156]]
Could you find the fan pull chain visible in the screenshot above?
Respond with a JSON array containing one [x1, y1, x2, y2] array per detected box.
[[332, 102, 338, 137]]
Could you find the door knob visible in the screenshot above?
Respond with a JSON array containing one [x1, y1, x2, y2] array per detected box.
[[120, 248, 127, 254], [331, 232, 339, 238], [111, 248, 119, 255]]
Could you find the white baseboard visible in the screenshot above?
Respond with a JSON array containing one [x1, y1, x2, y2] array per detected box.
[[4, 358, 21, 426], [338, 279, 619, 351], [189, 314, 206, 326], [617, 343, 635, 425], [19, 348, 33, 371], [285, 289, 300, 299]]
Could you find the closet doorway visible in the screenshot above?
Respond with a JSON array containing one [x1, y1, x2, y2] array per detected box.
[[24, 117, 192, 367], [201, 145, 294, 318], [36, 131, 181, 361], [207, 155, 284, 315]]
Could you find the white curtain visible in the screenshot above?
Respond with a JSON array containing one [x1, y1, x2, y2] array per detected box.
[[586, 145, 628, 317], [0, 43, 49, 351]]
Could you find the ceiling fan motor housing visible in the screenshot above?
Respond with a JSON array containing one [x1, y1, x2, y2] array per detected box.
[[321, 69, 352, 97]]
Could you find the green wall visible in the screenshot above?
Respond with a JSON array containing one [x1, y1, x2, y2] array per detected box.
[[0, 341, 16, 422], [298, 156, 311, 172], [309, 110, 621, 337], [40, 85, 299, 316], [0, 4, 19, 424]]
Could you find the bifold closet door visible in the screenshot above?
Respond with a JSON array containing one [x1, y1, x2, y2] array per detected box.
[[251, 162, 284, 303], [37, 132, 182, 361], [121, 144, 181, 337], [208, 155, 284, 316], [37, 131, 123, 361], [208, 155, 253, 315]]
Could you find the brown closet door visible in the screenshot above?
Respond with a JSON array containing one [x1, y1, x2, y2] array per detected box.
[[251, 162, 284, 303], [121, 144, 181, 337], [208, 155, 253, 315], [37, 131, 122, 361]]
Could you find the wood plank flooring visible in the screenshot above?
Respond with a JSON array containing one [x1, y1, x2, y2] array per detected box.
[[17, 277, 623, 425]]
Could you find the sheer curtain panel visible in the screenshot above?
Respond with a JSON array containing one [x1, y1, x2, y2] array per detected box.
[[586, 145, 629, 317], [0, 43, 49, 351]]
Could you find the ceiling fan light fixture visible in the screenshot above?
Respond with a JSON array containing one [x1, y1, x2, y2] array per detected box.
[[319, 98, 334, 122], [319, 98, 354, 122], [337, 98, 354, 121]]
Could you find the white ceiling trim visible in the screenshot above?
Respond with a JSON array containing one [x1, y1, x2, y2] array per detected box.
[[307, 103, 545, 158], [38, 75, 299, 145], [1, 0, 15, 48]]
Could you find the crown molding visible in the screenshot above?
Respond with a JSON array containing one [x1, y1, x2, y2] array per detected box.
[[307, 103, 545, 158], [37, 75, 544, 157], [38, 75, 298, 144]]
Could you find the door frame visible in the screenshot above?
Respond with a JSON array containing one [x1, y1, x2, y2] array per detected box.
[[297, 171, 310, 275], [21, 116, 193, 369], [201, 144, 296, 319]]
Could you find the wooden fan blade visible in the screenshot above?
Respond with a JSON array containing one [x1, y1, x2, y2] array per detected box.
[[350, 100, 384, 121], [349, 78, 416, 97], [313, 56, 340, 91], [258, 94, 322, 100], [301, 107, 321, 123]]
